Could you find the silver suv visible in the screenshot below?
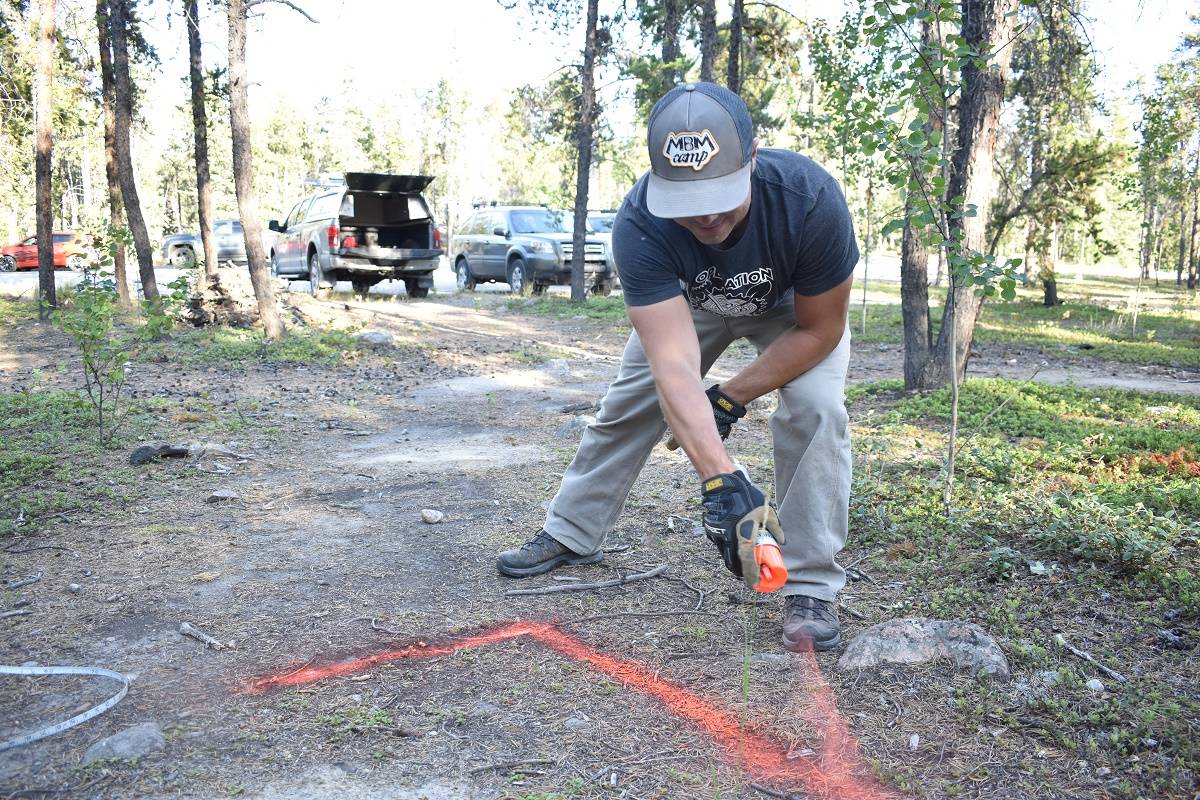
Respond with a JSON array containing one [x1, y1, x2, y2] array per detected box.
[[268, 173, 444, 298], [450, 205, 615, 296]]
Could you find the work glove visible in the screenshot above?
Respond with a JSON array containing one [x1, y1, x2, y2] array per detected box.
[[700, 470, 786, 591], [705, 385, 747, 441], [665, 385, 748, 451]]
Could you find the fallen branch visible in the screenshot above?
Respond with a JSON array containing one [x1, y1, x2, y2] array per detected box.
[[838, 602, 867, 621], [3, 543, 70, 554], [180, 622, 225, 650], [1054, 633, 1127, 684], [468, 757, 554, 775], [0, 610, 32, 620], [505, 563, 668, 596], [4, 573, 42, 590], [750, 783, 803, 800]]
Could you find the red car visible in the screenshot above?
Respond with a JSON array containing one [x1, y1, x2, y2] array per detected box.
[[0, 232, 93, 272]]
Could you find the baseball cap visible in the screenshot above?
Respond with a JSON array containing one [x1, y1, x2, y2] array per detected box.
[[645, 82, 754, 219]]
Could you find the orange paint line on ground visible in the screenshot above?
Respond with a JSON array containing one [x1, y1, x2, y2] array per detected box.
[[239, 621, 897, 800]]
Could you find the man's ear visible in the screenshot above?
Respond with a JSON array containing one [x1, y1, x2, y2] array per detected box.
[[750, 138, 759, 166]]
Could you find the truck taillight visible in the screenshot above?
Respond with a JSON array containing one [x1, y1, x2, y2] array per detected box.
[[327, 223, 338, 248], [341, 235, 357, 249], [433, 227, 441, 248]]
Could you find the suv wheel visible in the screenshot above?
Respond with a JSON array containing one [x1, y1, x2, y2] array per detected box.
[[0, 255, 15, 272], [308, 251, 330, 299], [66, 253, 85, 271], [404, 278, 430, 299], [270, 252, 281, 277], [455, 259, 476, 292], [507, 257, 532, 296]]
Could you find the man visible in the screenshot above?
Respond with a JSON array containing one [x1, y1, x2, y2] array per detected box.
[[496, 83, 857, 652]]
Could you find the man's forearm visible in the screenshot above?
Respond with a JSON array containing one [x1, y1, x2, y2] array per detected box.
[[652, 362, 735, 480], [721, 326, 840, 405]]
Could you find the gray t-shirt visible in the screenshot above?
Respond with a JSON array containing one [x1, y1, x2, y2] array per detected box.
[[612, 148, 859, 316]]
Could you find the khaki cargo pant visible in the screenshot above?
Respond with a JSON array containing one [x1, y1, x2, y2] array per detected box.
[[543, 301, 852, 601]]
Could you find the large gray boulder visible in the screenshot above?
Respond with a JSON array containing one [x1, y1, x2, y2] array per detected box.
[[83, 721, 165, 764], [838, 617, 1009, 678]]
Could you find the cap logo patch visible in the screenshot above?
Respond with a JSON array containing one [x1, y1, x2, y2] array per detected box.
[[663, 129, 720, 171]]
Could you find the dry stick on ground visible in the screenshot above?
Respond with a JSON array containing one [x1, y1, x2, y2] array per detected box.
[[750, 782, 804, 800], [504, 563, 669, 596], [4, 573, 42, 590], [0, 610, 33, 620], [563, 610, 717, 625], [468, 758, 555, 775], [1054, 633, 1128, 683]]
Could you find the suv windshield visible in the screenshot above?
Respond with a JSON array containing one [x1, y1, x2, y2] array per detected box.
[[588, 215, 615, 233], [510, 209, 569, 234]]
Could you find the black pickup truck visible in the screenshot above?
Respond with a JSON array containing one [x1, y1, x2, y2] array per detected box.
[[268, 173, 444, 298]]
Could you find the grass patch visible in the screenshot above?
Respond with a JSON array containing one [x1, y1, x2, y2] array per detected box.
[[849, 377, 1200, 798], [0, 390, 153, 536], [141, 326, 362, 366], [509, 295, 630, 323], [0, 295, 37, 323]]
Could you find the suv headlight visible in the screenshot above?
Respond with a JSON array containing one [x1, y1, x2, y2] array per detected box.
[[525, 239, 553, 254]]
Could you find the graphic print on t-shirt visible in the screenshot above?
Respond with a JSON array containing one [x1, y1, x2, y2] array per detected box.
[[687, 265, 775, 316]]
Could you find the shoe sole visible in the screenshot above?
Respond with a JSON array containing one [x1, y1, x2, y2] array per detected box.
[[496, 550, 604, 578], [781, 629, 842, 653]]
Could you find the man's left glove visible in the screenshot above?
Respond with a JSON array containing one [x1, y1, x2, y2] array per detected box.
[[701, 471, 785, 590], [665, 385, 748, 451]]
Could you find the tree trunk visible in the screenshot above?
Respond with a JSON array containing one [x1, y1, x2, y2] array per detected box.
[[185, 0, 218, 282], [108, 0, 157, 300], [699, 0, 717, 82], [912, 0, 1019, 389], [35, 0, 55, 321], [228, 0, 284, 339], [1040, 223, 1060, 305], [1139, 190, 1155, 280], [727, 0, 743, 95], [1177, 201, 1188, 287], [900, 12, 937, 390], [95, 0, 129, 306], [1189, 188, 1199, 290], [661, 0, 681, 86], [570, 0, 599, 303]]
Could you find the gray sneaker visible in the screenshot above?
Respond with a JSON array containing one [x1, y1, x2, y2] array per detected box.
[[496, 531, 603, 578], [781, 595, 841, 652]]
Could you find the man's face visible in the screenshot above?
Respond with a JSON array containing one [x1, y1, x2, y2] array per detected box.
[[670, 190, 753, 246], [669, 140, 757, 247]]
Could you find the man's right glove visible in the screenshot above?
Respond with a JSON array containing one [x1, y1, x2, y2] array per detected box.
[[701, 471, 786, 592]]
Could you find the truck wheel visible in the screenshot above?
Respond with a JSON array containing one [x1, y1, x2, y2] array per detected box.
[[455, 258, 476, 292], [308, 251, 330, 299], [404, 278, 430, 298], [0, 255, 15, 272], [270, 252, 282, 277], [507, 257, 532, 296]]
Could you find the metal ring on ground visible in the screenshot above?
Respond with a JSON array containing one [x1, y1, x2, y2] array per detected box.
[[0, 665, 129, 752]]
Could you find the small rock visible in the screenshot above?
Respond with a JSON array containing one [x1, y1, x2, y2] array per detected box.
[[562, 717, 590, 732], [838, 618, 1010, 678], [470, 701, 501, 718], [66, 583, 81, 594], [1155, 628, 1187, 649], [556, 415, 596, 439], [358, 330, 393, 347], [1086, 678, 1105, 693], [83, 722, 165, 764], [545, 358, 574, 378], [1095, 766, 1111, 777], [1145, 405, 1171, 416], [206, 489, 240, 503], [908, 734, 920, 750], [420, 509, 444, 524]]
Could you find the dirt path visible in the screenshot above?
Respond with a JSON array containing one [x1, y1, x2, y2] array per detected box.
[[1, 295, 1196, 800]]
